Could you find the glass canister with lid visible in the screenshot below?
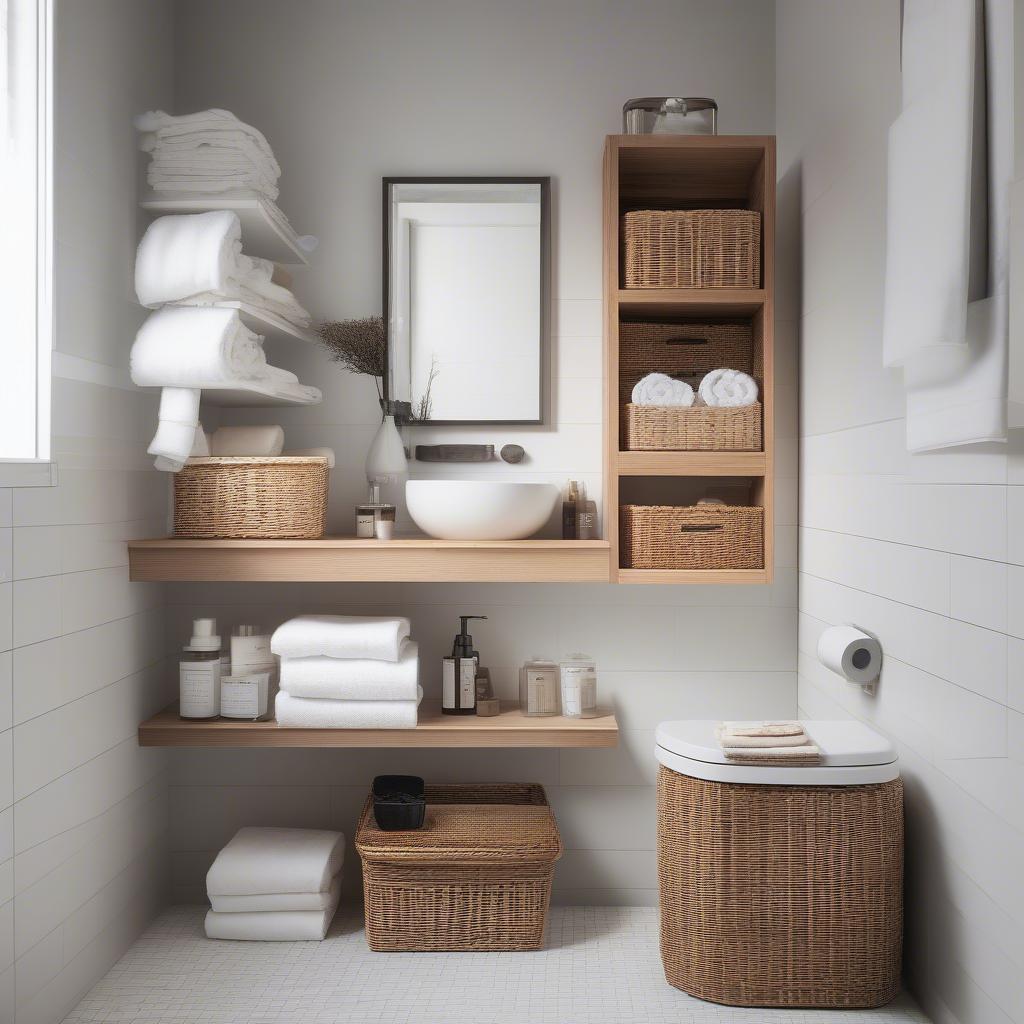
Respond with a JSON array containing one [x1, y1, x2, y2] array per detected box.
[[559, 653, 598, 719], [622, 97, 718, 135]]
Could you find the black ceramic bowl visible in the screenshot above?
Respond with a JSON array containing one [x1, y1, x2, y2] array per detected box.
[[372, 774, 426, 831]]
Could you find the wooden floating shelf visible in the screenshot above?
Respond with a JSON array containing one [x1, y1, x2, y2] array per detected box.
[[616, 451, 766, 477], [618, 567, 768, 585], [617, 288, 766, 317], [128, 538, 612, 583], [139, 701, 619, 749]]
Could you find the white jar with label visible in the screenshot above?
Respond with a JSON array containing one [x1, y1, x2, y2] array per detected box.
[[519, 658, 559, 717], [559, 654, 598, 719], [179, 618, 222, 720]]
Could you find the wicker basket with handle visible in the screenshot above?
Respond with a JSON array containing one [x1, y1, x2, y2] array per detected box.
[[173, 456, 328, 539], [355, 783, 562, 952], [622, 209, 761, 288], [657, 767, 903, 1007], [620, 503, 763, 569]]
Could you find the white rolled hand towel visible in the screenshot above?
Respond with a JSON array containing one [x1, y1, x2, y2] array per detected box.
[[697, 368, 759, 407], [148, 387, 201, 472], [275, 690, 422, 730], [280, 641, 419, 701], [631, 372, 695, 407], [209, 425, 285, 457], [271, 615, 412, 662]]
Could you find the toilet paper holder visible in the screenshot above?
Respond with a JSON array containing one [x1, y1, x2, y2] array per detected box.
[[816, 625, 882, 693]]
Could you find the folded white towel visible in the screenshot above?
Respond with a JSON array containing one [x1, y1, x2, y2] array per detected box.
[[697, 368, 759, 407], [275, 690, 421, 729], [721, 720, 804, 737], [631, 372, 695, 407], [271, 615, 412, 662], [206, 826, 346, 897], [209, 425, 285, 457], [135, 212, 310, 327], [210, 877, 341, 914], [205, 890, 340, 941], [148, 387, 201, 472], [716, 731, 810, 749], [722, 744, 821, 764], [280, 641, 419, 701], [283, 447, 336, 469]]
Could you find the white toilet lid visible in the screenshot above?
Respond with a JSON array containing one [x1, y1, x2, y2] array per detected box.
[[655, 720, 899, 786]]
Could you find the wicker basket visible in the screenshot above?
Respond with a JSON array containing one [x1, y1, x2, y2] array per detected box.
[[623, 209, 761, 288], [173, 457, 328, 539], [355, 783, 562, 952], [619, 321, 761, 451], [620, 503, 763, 569], [657, 767, 904, 1007]]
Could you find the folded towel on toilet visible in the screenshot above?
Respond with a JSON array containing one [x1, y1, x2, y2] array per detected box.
[[275, 689, 422, 730], [716, 720, 821, 764], [721, 721, 804, 737], [631, 372, 695, 407], [697, 368, 759, 407], [271, 615, 412, 662], [209, 877, 341, 914], [715, 731, 811, 749], [205, 891, 340, 941], [280, 641, 419, 701], [206, 826, 346, 897], [209, 424, 285, 457], [722, 746, 822, 765]]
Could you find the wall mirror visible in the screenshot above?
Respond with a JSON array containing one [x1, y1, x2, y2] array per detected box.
[[384, 177, 549, 424]]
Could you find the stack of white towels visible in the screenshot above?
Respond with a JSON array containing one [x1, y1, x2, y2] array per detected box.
[[715, 721, 821, 765], [205, 826, 345, 941], [631, 369, 758, 408], [272, 615, 422, 729]]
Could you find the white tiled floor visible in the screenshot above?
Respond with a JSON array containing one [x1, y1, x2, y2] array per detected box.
[[64, 905, 931, 1024]]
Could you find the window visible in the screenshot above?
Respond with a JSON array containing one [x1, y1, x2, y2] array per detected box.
[[1, 0, 51, 461]]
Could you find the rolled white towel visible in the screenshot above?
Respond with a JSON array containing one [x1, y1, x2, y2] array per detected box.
[[130, 307, 267, 388], [209, 425, 285, 457], [275, 690, 422, 730], [284, 447, 336, 469], [271, 614, 411, 662], [280, 641, 419, 701], [148, 387, 201, 472], [697, 368, 759, 408], [631, 372, 695, 407]]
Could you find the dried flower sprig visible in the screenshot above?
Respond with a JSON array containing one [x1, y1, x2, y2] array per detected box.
[[317, 317, 386, 400]]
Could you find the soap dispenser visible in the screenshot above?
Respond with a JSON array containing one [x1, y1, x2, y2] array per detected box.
[[442, 615, 487, 715]]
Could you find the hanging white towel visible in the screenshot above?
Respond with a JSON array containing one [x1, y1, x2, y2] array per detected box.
[[279, 641, 420, 701], [148, 387, 201, 472], [275, 690, 422, 730], [210, 878, 342, 914], [205, 890, 340, 941], [271, 615, 412, 663], [206, 827, 346, 897]]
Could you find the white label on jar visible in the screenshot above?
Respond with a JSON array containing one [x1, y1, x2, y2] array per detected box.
[[442, 659, 455, 708], [231, 635, 273, 674], [180, 660, 221, 718], [561, 666, 597, 716], [355, 513, 375, 538], [221, 673, 269, 719], [527, 670, 557, 713], [459, 660, 476, 708]]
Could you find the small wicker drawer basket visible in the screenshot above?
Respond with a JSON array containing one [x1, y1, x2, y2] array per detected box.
[[355, 783, 562, 952], [622, 209, 761, 288], [620, 504, 763, 570], [173, 457, 328, 539]]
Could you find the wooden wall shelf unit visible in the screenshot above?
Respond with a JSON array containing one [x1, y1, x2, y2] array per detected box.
[[604, 134, 775, 584], [139, 701, 619, 749], [127, 538, 612, 583]]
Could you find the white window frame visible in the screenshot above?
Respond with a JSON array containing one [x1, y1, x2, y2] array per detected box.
[[0, 0, 53, 485]]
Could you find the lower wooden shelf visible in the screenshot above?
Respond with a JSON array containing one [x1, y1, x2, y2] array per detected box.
[[616, 451, 766, 476], [617, 567, 770, 584], [139, 701, 619, 748], [127, 538, 612, 583]]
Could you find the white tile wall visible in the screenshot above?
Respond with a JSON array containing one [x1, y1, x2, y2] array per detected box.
[[778, 2, 1024, 1022]]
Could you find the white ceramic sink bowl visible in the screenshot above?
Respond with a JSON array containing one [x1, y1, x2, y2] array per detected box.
[[405, 480, 559, 541]]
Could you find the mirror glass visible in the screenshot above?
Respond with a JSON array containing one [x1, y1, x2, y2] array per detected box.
[[384, 178, 547, 424]]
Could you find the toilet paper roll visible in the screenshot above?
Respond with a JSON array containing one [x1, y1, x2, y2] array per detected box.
[[816, 625, 882, 683]]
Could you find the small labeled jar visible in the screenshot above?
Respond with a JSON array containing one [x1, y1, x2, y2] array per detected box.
[[519, 658, 559, 717], [559, 654, 598, 719]]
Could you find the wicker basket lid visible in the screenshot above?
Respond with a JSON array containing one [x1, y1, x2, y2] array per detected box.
[[356, 784, 562, 864]]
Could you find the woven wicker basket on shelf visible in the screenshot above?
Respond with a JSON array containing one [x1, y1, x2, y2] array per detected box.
[[355, 783, 562, 952], [619, 320, 761, 451], [173, 457, 328, 539], [620, 503, 763, 569], [622, 209, 761, 288], [657, 767, 904, 1007]]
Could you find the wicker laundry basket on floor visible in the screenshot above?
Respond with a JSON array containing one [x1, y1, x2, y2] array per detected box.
[[655, 720, 903, 1008]]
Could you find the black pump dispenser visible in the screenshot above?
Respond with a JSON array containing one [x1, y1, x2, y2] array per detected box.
[[442, 615, 487, 715]]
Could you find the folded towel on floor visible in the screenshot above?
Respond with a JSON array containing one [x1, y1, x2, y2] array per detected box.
[[723, 745, 822, 765], [148, 387, 201, 472], [283, 447, 336, 469], [206, 827, 346, 897], [721, 721, 804, 737], [135, 212, 310, 327], [280, 641, 419, 701], [210, 877, 341, 914], [205, 890, 340, 941], [209, 425, 285, 457], [275, 689, 422, 730], [631, 372, 695, 407], [697, 368, 759, 407], [271, 615, 412, 663]]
